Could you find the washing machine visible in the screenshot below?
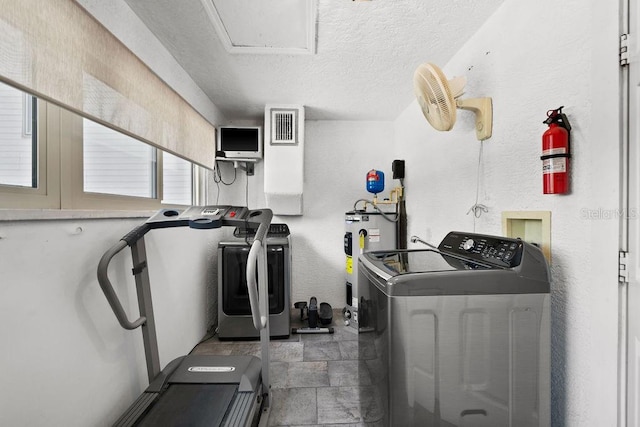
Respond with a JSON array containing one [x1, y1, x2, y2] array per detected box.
[[217, 223, 291, 340], [344, 210, 396, 330], [357, 231, 550, 427]]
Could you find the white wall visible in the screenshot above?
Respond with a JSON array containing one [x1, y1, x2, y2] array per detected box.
[[0, 218, 221, 426], [394, 0, 620, 425], [213, 120, 397, 307]]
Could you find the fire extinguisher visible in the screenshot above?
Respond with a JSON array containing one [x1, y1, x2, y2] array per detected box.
[[541, 106, 572, 194]]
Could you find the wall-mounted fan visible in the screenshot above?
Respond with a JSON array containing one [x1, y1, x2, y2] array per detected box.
[[413, 62, 492, 141]]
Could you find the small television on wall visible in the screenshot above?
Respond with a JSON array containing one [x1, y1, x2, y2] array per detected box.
[[217, 126, 263, 160]]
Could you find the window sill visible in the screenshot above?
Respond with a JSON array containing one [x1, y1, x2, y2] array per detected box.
[[0, 209, 157, 222]]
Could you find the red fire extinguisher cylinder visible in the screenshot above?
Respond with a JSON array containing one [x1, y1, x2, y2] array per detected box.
[[541, 107, 571, 194]]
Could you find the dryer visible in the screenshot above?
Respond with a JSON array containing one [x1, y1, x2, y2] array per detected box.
[[217, 223, 291, 340], [357, 231, 550, 426]]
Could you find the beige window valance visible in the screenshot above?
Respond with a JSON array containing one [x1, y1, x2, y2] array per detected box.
[[0, 0, 217, 169]]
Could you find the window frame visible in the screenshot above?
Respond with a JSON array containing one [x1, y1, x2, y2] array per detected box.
[[0, 97, 200, 212], [0, 99, 60, 209], [61, 108, 167, 210]]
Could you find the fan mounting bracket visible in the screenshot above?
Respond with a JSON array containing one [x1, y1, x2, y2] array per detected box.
[[456, 97, 493, 141]]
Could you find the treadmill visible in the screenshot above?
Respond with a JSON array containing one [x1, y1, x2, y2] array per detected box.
[[97, 206, 273, 427]]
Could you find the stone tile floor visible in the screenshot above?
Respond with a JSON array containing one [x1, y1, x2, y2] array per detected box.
[[191, 309, 384, 427]]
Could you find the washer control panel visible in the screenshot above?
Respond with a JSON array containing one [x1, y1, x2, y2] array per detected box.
[[438, 231, 524, 268]]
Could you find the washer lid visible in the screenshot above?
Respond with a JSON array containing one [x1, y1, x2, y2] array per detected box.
[[360, 249, 550, 296], [367, 249, 496, 275]]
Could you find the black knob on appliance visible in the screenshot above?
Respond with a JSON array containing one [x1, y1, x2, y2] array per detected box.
[[463, 238, 475, 251]]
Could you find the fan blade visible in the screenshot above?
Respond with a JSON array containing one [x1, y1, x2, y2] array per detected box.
[[448, 76, 467, 99], [413, 62, 457, 131]]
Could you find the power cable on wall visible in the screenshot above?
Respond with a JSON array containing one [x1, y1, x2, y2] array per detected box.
[[245, 170, 249, 208], [467, 140, 488, 231], [213, 160, 237, 204]]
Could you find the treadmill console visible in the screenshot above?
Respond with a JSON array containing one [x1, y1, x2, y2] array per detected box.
[[438, 231, 524, 268], [145, 206, 252, 229], [233, 223, 290, 238]]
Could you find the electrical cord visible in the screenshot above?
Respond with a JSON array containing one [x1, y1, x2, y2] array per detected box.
[[213, 160, 237, 186], [188, 327, 217, 354], [466, 140, 488, 231], [245, 172, 249, 209], [213, 160, 237, 205]]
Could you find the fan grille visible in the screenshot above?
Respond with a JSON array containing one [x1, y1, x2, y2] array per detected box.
[[413, 63, 456, 131]]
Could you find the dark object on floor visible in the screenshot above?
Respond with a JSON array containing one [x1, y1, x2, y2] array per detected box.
[[292, 297, 334, 334]]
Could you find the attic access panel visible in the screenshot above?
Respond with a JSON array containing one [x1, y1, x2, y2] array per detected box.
[[201, 0, 317, 54]]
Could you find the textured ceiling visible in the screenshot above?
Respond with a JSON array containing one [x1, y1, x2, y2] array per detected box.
[[123, 0, 505, 121]]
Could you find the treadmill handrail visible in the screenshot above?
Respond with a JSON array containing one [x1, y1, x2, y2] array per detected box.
[[246, 240, 267, 330], [249, 209, 272, 243], [97, 206, 274, 425], [97, 239, 147, 330], [97, 208, 273, 332]]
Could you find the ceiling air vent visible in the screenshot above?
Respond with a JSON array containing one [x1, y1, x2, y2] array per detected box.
[[271, 109, 299, 144]]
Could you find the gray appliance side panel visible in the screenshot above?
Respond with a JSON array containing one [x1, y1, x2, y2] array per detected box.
[[361, 290, 550, 426], [218, 244, 224, 329], [358, 253, 550, 296], [356, 280, 389, 425], [217, 312, 290, 340], [388, 270, 550, 296], [389, 293, 550, 426], [514, 242, 552, 282]]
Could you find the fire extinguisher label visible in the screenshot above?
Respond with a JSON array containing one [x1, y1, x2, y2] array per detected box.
[[542, 148, 567, 174]]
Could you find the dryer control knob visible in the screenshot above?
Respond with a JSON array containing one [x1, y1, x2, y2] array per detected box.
[[463, 238, 475, 251]]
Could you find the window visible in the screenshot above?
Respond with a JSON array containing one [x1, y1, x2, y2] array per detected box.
[[0, 83, 58, 209], [0, 82, 36, 188], [83, 118, 157, 199], [162, 152, 193, 206], [0, 84, 198, 211]]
